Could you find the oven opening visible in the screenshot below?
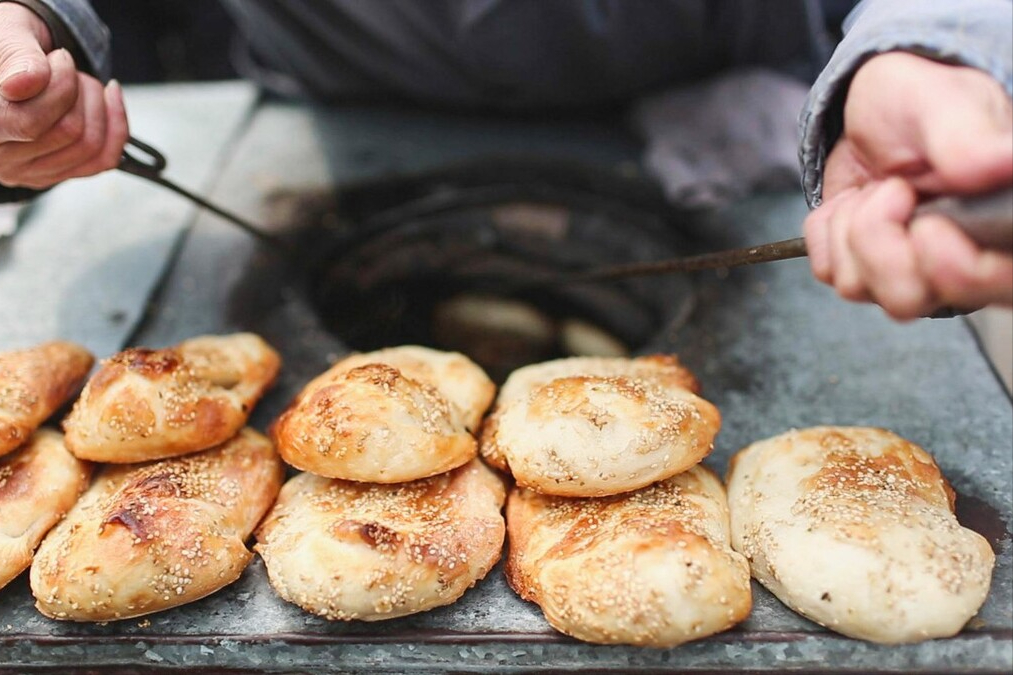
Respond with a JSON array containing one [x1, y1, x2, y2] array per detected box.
[[286, 159, 697, 382]]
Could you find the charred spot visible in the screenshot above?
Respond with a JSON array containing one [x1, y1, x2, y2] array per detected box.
[[104, 507, 149, 539], [116, 348, 182, 377], [821, 592, 832, 602], [130, 471, 185, 498], [346, 363, 403, 388], [0, 458, 31, 500], [358, 522, 401, 549]]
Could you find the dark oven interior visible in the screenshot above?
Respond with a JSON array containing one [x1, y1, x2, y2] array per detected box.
[[280, 157, 700, 382]]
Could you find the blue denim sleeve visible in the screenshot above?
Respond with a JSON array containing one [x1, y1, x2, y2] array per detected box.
[[799, 0, 1013, 207], [7, 0, 110, 80]]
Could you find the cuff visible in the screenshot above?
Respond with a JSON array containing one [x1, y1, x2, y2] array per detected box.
[[798, 0, 1013, 208]]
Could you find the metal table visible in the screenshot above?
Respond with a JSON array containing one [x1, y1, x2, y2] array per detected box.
[[0, 84, 1010, 674]]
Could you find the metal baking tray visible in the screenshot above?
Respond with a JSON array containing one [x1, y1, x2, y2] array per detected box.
[[2, 105, 1010, 673]]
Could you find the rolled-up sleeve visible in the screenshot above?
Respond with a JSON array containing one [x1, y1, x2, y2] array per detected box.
[[799, 0, 1013, 207]]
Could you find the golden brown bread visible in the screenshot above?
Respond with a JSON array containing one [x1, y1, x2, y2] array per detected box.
[[271, 346, 494, 482], [726, 426, 995, 644], [30, 428, 284, 621], [63, 333, 280, 463], [0, 430, 91, 590], [506, 465, 751, 647], [480, 355, 719, 496], [255, 459, 505, 621], [0, 342, 93, 458]]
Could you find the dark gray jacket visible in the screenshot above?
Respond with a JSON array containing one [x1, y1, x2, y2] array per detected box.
[[8, 0, 1013, 206]]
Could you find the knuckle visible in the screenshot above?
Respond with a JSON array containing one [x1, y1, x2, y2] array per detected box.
[[55, 111, 85, 142], [879, 290, 926, 321], [836, 279, 867, 302], [81, 125, 103, 154]]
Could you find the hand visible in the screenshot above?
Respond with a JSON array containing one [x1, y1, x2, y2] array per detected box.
[[0, 2, 127, 189], [803, 52, 1013, 320]]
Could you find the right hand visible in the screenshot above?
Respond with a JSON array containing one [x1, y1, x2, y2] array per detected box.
[[0, 2, 127, 189]]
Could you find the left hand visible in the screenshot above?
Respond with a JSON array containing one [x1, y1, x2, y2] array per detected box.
[[803, 52, 1013, 320]]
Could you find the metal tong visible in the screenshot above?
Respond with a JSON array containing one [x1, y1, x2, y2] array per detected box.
[[118, 135, 290, 251], [550, 188, 1013, 287]]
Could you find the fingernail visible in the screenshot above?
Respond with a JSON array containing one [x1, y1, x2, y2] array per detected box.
[[0, 63, 31, 85]]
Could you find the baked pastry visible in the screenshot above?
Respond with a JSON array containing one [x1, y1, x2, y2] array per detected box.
[[255, 459, 505, 621], [506, 465, 751, 647], [271, 346, 494, 482], [0, 341, 93, 458], [726, 426, 995, 644], [1, 430, 91, 590], [480, 355, 718, 496], [30, 428, 283, 621], [63, 333, 280, 463]]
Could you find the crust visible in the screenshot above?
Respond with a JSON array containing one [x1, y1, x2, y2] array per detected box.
[[726, 426, 995, 644], [479, 355, 719, 497], [63, 333, 280, 463], [0, 342, 93, 457], [255, 459, 505, 621], [0, 430, 91, 590], [271, 346, 494, 482], [505, 466, 751, 647], [30, 428, 284, 621]]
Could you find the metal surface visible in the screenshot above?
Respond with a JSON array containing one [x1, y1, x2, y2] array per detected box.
[[1, 99, 1011, 674]]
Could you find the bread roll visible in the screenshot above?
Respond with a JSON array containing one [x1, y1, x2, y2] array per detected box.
[[271, 346, 494, 482], [0, 342, 93, 458], [726, 426, 995, 643], [506, 466, 751, 647], [63, 333, 280, 463], [255, 459, 505, 621], [480, 355, 719, 496], [30, 428, 283, 621], [1, 430, 91, 590]]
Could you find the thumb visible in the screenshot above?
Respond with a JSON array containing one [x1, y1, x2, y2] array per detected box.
[[0, 22, 51, 102], [918, 69, 1013, 194]]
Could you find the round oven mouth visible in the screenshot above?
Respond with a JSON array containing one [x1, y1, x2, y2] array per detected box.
[[298, 159, 697, 381]]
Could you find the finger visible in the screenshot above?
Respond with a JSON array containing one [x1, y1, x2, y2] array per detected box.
[[846, 178, 936, 320], [822, 138, 873, 200], [0, 49, 77, 143], [24, 73, 106, 177], [827, 185, 872, 302], [0, 4, 53, 101], [911, 215, 1013, 308], [0, 74, 88, 166], [804, 189, 853, 284], [57, 79, 128, 178]]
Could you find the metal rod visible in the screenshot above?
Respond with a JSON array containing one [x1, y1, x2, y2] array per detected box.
[[569, 237, 808, 284], [145, 174, 293, 253], [118, 135, 293, 254]]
